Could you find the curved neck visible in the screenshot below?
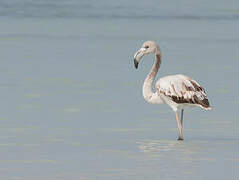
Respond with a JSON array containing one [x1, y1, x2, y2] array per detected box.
[[143, 50, 161, 102]]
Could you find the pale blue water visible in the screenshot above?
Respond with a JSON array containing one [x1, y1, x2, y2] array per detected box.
[[0, 1, 239, 179]]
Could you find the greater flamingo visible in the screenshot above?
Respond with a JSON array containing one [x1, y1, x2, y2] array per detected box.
[[133, 41, 211, 140]]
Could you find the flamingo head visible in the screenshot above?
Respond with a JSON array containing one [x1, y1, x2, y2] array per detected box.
[[133, 41, 159, 69]]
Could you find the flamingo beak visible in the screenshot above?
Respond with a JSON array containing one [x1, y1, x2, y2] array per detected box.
[[133, 47, 146, 69], [134, 58, 138, 69]]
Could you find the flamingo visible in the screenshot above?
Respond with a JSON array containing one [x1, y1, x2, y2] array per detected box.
[[133, 41, 211, 140]]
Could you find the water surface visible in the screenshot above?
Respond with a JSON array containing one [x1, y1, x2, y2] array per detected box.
[[0, 0, 239, 179]]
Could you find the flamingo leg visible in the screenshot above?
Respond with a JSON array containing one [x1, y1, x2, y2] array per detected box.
[[181, 109, 184, 127], [175, 111, 184, 140]]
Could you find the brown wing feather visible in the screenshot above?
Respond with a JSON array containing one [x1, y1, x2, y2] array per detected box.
[[187, 79, 210, 108]]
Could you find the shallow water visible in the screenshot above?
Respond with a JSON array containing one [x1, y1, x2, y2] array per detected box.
[[0, 1, 239, 179]]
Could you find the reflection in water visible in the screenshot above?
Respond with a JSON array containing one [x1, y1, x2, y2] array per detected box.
[[136, 139, 202, 156], [137, 140, 182, 153], [138, 139, 222, 161], [135, 140, 203, 178]]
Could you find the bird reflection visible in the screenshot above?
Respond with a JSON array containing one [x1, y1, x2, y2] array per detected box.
[[136, 139, 201, 160], [136, 140, 182, 153]]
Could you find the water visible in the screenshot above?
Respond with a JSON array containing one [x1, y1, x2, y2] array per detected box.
[[0, 0, 239, 179]]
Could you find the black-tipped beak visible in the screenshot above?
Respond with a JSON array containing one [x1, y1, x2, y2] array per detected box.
[[133, 47, 146, 69], [134, 58, 138, 69]]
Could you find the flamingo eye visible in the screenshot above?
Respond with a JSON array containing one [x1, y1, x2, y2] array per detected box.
[[145, 46, 149, 49]]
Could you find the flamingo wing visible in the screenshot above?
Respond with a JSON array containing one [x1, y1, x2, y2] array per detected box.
[[156, 74, 211, 109]]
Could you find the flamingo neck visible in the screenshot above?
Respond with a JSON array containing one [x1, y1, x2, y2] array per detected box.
[[143, 50, 161, 103]]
